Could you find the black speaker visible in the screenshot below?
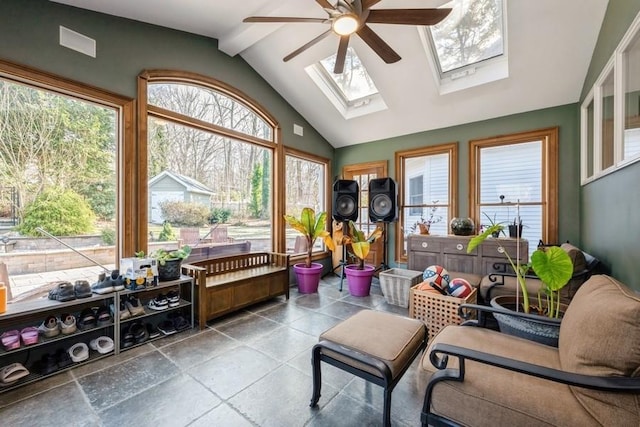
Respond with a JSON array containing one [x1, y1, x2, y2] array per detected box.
[[368, 177, 397, 222], [332, 180, 359, 222]]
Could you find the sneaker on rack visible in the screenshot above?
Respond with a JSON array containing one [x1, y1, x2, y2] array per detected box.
[[110, 269, 125, 292], [48, 281, 76, 302], [148, 294, 169, 311], [124, 295, 145, 317], [74, 280, 92, 299], [166, 290, 180, 308], [96, 305, 112, 326], [91, 272, 114, 295], [39, 315, 60, 338], [146, 323, 161, 339], [77, 308, 97, 331], [157, 320, 177, 335], [59, 313, 77, 335], [110, 299, 131, 321]]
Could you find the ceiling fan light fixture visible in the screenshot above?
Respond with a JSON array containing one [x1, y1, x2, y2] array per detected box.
[[332, 14, 359, 36]]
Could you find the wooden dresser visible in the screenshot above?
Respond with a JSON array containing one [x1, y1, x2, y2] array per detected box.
[[407, 234, 528, 275]]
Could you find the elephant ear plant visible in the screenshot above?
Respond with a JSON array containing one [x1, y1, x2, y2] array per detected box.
[[343, 220, 383, 270], [468, 224, 573, 317], [284, 207, 335, 268]]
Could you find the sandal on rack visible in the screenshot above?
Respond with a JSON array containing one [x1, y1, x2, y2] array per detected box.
[[20, 327, 39, 346], [1, 330, 20, 351], [68, 343, 89, 363], [89, 336, 114, 354], [0, 363, 29, 386]]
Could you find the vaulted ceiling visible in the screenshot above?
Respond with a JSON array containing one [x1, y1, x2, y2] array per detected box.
[[51, 0, 609, 148]]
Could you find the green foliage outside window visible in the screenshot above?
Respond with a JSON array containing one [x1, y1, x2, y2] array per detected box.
[[18, 187, 95, 236], [159, 201, 209, 227]]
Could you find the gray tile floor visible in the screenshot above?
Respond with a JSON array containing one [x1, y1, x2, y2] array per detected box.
[[0, 276, 426, 426]]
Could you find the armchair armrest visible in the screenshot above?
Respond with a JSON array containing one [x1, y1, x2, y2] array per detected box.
[[457, 303, 560, 329]]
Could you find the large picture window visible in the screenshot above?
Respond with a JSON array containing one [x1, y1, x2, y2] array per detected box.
[[395, 143, 458, 261], [470, 128, 559, 257], [139, 71, 279, 256], [0, 59, 133, 301]]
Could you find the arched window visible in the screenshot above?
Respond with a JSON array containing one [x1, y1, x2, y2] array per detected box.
[[138, 71, 280, 255]]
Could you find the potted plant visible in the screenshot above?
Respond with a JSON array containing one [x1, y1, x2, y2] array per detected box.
[[342, 221, 383, 297], [142, 246, 192, 282], [284, 207, 335, 293], [482, 212, 504, 238], [467, 224, 573, 345], [410, 202, 442, 235], [508, 217, 524, 238]]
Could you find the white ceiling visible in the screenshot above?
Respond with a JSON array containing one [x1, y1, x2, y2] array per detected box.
[[51, 0, 609, 148]]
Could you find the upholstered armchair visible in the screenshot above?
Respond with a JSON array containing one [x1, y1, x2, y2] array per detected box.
[[418, 274, 640, 426], [479, 242, 599, 304]]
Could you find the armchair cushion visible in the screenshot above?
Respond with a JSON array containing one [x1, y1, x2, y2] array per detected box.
[[559, 274, 640, 424]]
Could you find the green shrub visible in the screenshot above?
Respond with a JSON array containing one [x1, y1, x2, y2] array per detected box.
[[101, 228, 116, 245], [18, 187, 95, 236], [209, 207, 232, 224], [158, 221, 176, 241], [159, 201, 209, 227]]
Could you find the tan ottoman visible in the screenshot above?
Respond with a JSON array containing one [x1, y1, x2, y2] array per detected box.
[[310, 310, 427, 427]]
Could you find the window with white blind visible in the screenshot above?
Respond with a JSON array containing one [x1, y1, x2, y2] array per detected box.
[[395, 143, 458, 261], [470, 128, 559, 259]]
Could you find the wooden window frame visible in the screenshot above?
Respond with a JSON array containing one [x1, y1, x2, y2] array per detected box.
[[395, 143, 458, 263], [137, 70, 283, 253], [284, 147, 332, 263], [469, 127, 559, 244]]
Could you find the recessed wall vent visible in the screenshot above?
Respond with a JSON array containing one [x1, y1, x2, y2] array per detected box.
[[59, 26, 96, 58]]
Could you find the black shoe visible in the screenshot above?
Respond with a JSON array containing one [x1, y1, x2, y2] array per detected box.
[[77, 308, 97, 330], [146, 323, 161, 339], [148, 293, 169, 311], [129, 322, 148, 344], [121, 329, 135, 348], [157, 320, 177, 335], [36, 353, 59, 375], [96, 305, 112, 327], [74, 280, 92, 298], [166, 290, 180, 307], [56, 348, 73, 369], [170, 313, 190, 331], [48, 282, 76, 302]]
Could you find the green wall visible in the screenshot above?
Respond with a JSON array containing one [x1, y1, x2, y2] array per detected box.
[[335, 103, 581, 265], [0, 0, 333, 159], [579, 0, 640, 289]]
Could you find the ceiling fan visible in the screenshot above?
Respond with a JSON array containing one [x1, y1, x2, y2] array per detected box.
[[243, 0, 452, 74]]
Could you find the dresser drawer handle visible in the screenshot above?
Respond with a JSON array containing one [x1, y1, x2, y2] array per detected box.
[[421, 242, 428, 248], [497, 247, 505, 254], [456, 243, 463, 251]]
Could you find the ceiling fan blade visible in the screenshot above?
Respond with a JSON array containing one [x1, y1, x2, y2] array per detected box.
[[334, 35, 350, 74], [316, 0, 336, 10], [244, 16, 328, 23], [362, 0, 382, 9], [283, 29, 333, 62], [357, 25, 401, 64], [366, 9, 452, 25]]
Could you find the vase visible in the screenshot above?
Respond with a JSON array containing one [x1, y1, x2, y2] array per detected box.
[[450, 217, 475, 236], [490, 295, 566, 347], [158, 258, 182, 281], [508, 224, 523, 238], [418, 223, 430, 235], [293, 263, 323, 294], [344, 264, 376, 297]]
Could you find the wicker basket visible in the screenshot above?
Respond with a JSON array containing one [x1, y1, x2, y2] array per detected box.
[[379, 269, 423, 307], [409, 284, 477, 341]]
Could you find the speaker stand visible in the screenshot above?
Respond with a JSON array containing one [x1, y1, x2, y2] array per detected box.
[[375, 222, 391, 273], [322, 221, 349, 292]]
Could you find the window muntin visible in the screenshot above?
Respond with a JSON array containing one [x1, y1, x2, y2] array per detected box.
[[396, 144, 457, 261], [408, 176, 424, 215], [284, 151, 328, 256], [428, 0, 504, 75], [471, 128, 559, 256], [148, 82, 272, 141]]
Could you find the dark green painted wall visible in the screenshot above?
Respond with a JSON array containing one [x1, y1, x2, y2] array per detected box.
[[335, 103, 581, 265], [0, 0, 333, 159], [579, 1, 640, 289]]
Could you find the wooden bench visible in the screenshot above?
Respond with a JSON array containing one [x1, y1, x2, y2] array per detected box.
[[186, 240, 251, 263], [182, 252, 290, 329]]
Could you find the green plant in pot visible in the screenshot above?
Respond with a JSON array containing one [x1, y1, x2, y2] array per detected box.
[[341, 220, 383, 296], [468, 224, 573, 346], [142, 246, 192, 282], [284, 207, 335, 293]]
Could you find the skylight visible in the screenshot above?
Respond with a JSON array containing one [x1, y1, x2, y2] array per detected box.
[[306, 47, 387, 119], [420, 0, 508, 94]]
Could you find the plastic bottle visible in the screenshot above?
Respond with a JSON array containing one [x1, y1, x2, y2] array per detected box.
[[0, 282, 6, 314]]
